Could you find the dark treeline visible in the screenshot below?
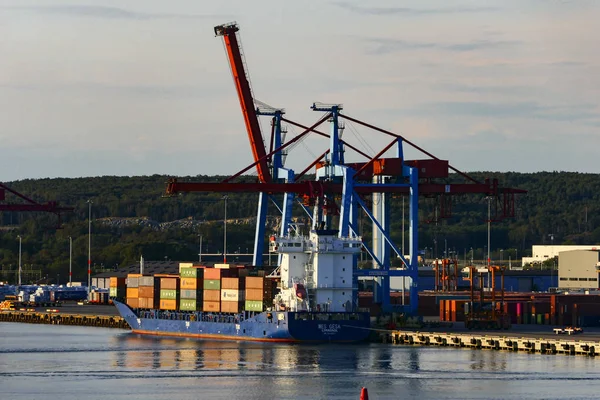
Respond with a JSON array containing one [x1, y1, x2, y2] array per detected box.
[[1, 172, 599, 284]]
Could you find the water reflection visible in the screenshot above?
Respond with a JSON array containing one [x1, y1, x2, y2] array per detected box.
[[469, 349, 507, 372], [110, 334, 365, 374]]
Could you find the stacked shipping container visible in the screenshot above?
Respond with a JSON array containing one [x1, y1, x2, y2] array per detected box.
[[180, 266, 204, 311], [221, 277, 245, 313], [109, 277, 126, 300], [159, 276, 180, 310], [245, 276, 274, 312], [120, 264, 278, 314], [126, 274, 141, 308], [203, 268, 223, 312], [138, 276, 161, 309]]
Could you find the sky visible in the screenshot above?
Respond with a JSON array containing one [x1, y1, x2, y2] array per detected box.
[[1, 0, 599, 181]]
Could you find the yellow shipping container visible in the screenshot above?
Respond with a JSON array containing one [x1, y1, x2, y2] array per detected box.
[[159, 299, 177, 310], [181, 278, 198, 290]]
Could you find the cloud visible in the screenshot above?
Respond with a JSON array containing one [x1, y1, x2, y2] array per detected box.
[[0, 82, 225, 100], [412, 101, 600, 124], [437, 83, 538, 96], [0, 5, 222, 20], [332, 2, 498, 16], [364, 37, 519, 55]]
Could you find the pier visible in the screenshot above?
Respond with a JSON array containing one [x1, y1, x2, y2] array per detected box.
[[0, 310, 130, 329], [387, 329, 598, 356]]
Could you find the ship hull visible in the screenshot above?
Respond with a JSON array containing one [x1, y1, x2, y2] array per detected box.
[[114, 300, 370, 343]]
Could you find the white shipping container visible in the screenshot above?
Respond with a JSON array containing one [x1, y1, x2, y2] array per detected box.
[[220, 289, 245, 302], [91, 278, 107, 289]]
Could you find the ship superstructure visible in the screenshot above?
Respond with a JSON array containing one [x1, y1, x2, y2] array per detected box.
[[273, 230, 362, 313]]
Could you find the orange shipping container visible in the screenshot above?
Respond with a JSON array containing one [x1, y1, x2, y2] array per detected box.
[[204, 268, 222, 280], [160, 278, 179, 290], [204, 290, 221, 302], [181, 278, 198, 290], [245, 277, 265, 289], [221, 300, 242, 313], [138, 286, 155, 298], [203, 301, 220, 312], [110, 277, 126, 288], [159, 299, 177, 310], [439, 299, 446, 321], [246, 288, 264, 301], [126, 297, 139, 308], [222, 277, 243, 290], [126, 288, 139, 298]]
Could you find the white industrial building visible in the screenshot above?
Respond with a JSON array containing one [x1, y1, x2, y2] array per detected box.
[[558, 250, 600, 290], [522, 245, 600, 266]]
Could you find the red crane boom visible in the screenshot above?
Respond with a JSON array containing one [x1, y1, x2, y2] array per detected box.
[[0, 182, 74, 225], [214, 22, 271, 183]]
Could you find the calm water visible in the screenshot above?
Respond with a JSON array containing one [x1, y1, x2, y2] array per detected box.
[[1, 323, 599, 400]]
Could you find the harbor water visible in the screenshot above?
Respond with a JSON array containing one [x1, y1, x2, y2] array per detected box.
[[1, 322, 600, 399]]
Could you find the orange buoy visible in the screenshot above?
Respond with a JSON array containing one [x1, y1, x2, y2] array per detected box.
[[360, 387, 369, 400]]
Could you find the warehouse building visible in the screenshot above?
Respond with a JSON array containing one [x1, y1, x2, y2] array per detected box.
[[558, 250, 600, 290]]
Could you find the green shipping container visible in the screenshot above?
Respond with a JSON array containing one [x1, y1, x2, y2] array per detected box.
[[180, 299, 197, 311], [180, 267, 198, 278], [109, 287, 117, 297], [245, 300, 264, 312], [204, 279, 221, 290], [160, 289, 178, 300]]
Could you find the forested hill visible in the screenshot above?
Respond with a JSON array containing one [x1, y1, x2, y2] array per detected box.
[[1, 172, 599, 284]]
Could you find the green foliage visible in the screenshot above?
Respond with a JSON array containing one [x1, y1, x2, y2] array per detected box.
[[1, 172, 599, 283]]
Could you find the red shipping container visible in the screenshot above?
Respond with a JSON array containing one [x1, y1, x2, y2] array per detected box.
[[203, 301, 220, 312], [138, 286, 155, 298]]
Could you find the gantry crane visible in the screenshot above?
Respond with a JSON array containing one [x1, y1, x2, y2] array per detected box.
[[167, 23, 526, 315], [0, 182, 74, 225]]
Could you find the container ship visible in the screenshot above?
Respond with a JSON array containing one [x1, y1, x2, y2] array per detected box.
[[113, 229, 370, 342]]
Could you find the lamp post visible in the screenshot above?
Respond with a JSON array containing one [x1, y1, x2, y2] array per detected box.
[[470, 247, 473, 265], [500, 249, 503, 266], [87, 200, 92, 294], [17, 235, 22, 286], [198, 234, 203, 263], [486, 197, 491, 267], [444, 238, 447, 259], [549, 234, 555, 283], [69, 236, 72, 285], [223, 195, 228, 263]]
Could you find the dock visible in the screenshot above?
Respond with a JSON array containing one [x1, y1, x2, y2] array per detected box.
[[387, 330, 598, 356], [0, 307, 130, 329]]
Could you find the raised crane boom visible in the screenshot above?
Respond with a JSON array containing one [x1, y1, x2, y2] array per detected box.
[[214, 22, 271, 183]]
